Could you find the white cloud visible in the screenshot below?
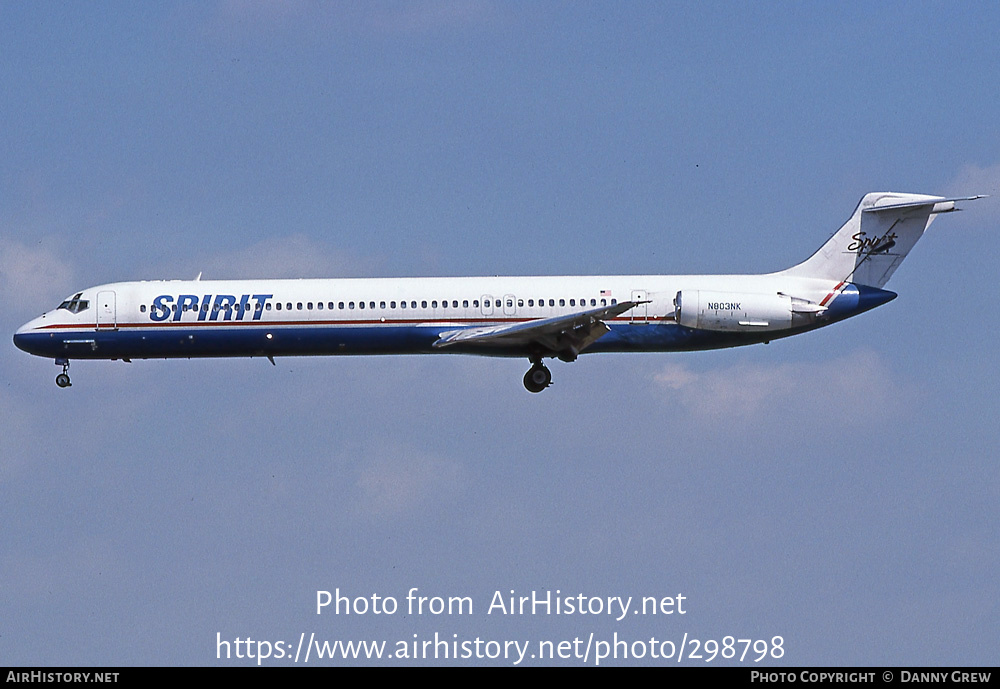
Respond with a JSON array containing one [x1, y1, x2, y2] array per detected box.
[[352, 443, 465, 520], [0, 239, 75, 314], [173, 234, 379, 280], [945, 163, 1000, 227], [210, 1, 501, 40], [652, 350, 905, 426], [367, 0, 500, 35], [0, 387, 33, 479]]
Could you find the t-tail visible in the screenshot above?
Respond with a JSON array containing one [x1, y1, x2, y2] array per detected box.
[[780, 192, 985, 288]]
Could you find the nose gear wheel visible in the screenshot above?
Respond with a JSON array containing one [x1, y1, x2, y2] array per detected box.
[[55, 360, 71, 388]]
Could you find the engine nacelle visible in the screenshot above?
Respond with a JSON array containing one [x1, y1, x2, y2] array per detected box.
[[674, 290, 797, 332]]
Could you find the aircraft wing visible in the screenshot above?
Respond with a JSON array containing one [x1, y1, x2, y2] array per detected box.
[[433, 300, 647, 357]]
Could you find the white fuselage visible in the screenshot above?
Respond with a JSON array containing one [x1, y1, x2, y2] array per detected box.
[[16, 273, 835, 334], [20, 190, 966, 390]]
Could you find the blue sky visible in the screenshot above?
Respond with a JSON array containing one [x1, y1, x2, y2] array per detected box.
[[2, 2, 998, 666]]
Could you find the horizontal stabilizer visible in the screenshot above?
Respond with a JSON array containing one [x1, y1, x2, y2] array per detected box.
[[862, 195, 987, 214]]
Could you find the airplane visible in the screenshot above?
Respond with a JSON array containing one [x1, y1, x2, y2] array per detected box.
[[13, 192, 984, 392]]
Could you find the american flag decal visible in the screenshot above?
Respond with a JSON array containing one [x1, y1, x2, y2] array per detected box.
[[600, 289, 611, 296]]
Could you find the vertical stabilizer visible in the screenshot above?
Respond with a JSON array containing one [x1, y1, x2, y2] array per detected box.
[[780, 192, 978, 288]]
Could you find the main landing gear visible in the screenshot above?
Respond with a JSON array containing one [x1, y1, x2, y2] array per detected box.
[[55, 359, 71, 388], [523, 356, 552, 393]]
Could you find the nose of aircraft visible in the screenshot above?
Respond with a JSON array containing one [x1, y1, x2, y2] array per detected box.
[[13, 317, 43, 354], [13, 322, 30, 352]]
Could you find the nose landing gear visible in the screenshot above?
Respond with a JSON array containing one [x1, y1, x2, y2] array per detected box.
[[55, 359, 71, 388]]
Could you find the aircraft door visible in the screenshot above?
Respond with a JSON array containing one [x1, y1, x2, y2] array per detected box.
[[481, 295, 494, 317], [630, 289, 648, 324], [96, 290, 117, 330], [503, 294, 516, 317]]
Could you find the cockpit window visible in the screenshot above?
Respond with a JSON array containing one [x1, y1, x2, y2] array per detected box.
[[57, 293, 90, 314]]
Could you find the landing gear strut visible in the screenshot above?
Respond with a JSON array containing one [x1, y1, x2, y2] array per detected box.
[[523, 357, 552, 393], [55, 359, 71, 388]]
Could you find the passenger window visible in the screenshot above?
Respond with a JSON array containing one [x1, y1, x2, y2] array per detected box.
[[359, 301, 365, 309], [559, 299, 565, 307], [380, 301, 386, 309], [140, 305, 146, 313], [276, 303, 282, 311], [307, 302, 313, 310], [422, 301, 428, 308], [339, 302, 345, 309], [569, 299, 575, 307], [517, 299, 523, 307], [432, 301, 438, 308], [349, 302, 355, 309], [463, 300, 469, 308]]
